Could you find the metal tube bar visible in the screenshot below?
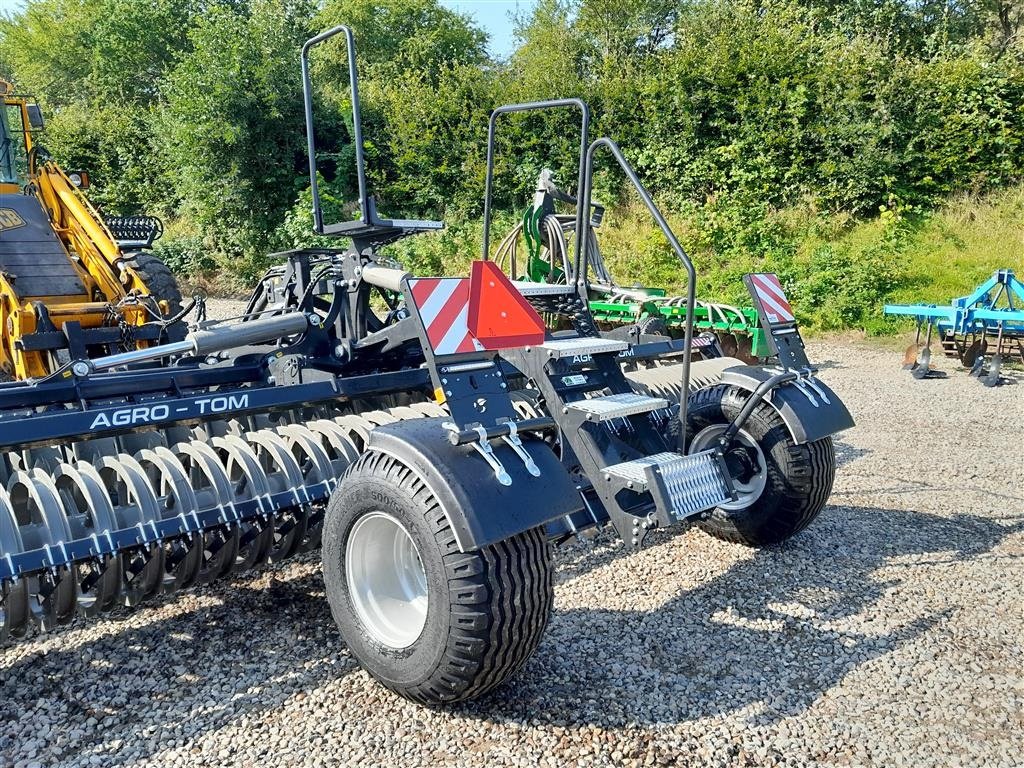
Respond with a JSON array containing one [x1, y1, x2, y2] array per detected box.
[[481, 99, 590, 273], [580, 137, 697, 451], [302, 26, 368, 234]]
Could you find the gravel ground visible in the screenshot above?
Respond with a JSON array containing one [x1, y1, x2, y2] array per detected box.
[[1, 319, 1022, 768]]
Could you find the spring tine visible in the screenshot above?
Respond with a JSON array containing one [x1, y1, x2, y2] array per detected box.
[[210, 435, 277, 571], [135, 448, 203, 593], [95, 455, 166, 606], [56, 462, 124, 615], [8, 471, 78, 629], [245, 429, 307, 507], [407, 401, 449, 418], [333, 414, 377, 451], [211, 435, 274, 514], [174, 442, 238, 525], [360, 409, 400, 427], [0, 486, 30, 641], [278, 425, 336, 490], [306, 420, 361, 465]]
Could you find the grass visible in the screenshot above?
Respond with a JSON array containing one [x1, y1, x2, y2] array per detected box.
[[166, 183, 1024, 331]]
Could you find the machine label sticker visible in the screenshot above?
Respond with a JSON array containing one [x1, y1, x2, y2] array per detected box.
[[562, 375, 587, 386], [88, 394, 250, 429], [0, 208, 26, 232]]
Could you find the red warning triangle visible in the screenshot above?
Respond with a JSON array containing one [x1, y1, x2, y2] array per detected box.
[[467, 260, 546, 349]]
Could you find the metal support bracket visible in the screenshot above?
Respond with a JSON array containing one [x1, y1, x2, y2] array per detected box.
[[444, 422, 512, 486], [499, 420, 541, 477]]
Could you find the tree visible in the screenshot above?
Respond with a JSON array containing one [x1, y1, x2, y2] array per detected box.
[[153, 0, 315, 268]]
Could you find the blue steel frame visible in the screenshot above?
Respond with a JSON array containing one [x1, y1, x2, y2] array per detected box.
[[884, 269, 1024, 336]]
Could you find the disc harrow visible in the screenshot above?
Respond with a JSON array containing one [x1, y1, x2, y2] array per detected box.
[[495, 172, 770, 363], [0, 401, 446, 641], [0, 26, 853, 708]]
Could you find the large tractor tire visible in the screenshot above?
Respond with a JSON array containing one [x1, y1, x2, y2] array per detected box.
[[125, 251, 186, 342], [322, 450, 554, 705], [686, 384, 835, 547]]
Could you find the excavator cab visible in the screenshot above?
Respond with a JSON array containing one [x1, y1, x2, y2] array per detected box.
[[0, 80, 186, 379], [0, 83, 31, 190]]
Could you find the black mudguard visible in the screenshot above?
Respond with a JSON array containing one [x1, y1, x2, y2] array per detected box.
[[365, 417, 581, 551], [720, 366, 854, 444]]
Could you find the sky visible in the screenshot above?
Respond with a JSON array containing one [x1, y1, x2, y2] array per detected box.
[[0, 0, 536, 58], [441, 0, 536, 58]]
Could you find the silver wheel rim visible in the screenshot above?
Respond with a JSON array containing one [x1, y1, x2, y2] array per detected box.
[[689, 425, 768, 511], [346, 511, 428, 649]]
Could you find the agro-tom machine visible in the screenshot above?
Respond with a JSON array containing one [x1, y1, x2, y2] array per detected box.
[[0, 27, 852, 705]]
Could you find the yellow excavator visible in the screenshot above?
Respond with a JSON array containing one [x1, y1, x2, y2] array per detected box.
[[0, 79, 184, 379]]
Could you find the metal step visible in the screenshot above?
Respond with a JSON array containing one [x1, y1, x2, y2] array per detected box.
[[604, 449, 733, 520], [535, 337, 628, 358], [511, 281, 577, 296], [566, 392, 668, 421]]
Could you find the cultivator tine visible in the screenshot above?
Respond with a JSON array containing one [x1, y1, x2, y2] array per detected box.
[[910, 321, 934, 379], [961, 338, 986, 369], [977, 324, 1006, 387], [903, 319, 924, 369]]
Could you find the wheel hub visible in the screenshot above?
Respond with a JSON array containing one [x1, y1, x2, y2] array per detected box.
[[688, 425, 768, 511], [346, 511, 428, 649]]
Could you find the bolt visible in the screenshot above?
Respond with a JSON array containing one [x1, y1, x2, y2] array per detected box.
[[445, 390, 452, 397], [71, 361, 90, 377], [631, 537, 639, 545]]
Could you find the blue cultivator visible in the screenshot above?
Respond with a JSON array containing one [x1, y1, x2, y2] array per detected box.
[[884, 269, 1024, 385]]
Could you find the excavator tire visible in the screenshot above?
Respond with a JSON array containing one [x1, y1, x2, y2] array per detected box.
[[125, 251, 186, 342]]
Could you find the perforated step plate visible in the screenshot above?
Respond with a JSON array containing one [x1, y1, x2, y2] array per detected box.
[[511, 281, 577, 296], [566, 392, 668, 421], [535, 337, 628, 358], [604, 449, 733, 520]]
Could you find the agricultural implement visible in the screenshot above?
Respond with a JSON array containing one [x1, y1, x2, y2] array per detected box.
[[884, 270, 1024, 385], [0, 28, 853, 705], [494, 169, 770, 362], [0, 79, 182, 380]]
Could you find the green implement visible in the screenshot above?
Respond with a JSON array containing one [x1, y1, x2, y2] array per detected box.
[[496, 170, 769, 362]]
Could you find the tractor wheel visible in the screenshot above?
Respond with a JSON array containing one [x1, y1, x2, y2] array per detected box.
[[125, 251, 186, 342], [686, 384, 835, 547], [322, 450, 554, 705]]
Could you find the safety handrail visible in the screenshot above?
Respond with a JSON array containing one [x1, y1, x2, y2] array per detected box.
[[481, 100, 590, 275], [301, 25, 369, 234], [581, 137, 697, 446]]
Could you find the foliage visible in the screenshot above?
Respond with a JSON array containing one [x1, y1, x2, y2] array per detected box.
[[0, 0, 1021, 327]]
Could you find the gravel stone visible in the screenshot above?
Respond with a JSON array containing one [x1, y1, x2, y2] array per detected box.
[[1, 319, 1021, 767]]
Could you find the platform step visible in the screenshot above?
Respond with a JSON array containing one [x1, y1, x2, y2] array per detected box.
[[604, 449, 733, 520], [535, 337, 628, 358], [566, 392, 668, 421], [511, 281, 577, 296]]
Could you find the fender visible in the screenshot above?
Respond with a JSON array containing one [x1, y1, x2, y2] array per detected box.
[[365, 417, 581, 552], [720, 365, 854, 444]]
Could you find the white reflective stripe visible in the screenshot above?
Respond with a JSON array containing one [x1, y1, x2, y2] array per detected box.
[[418, 279, 460, 326], [752, 275, 794, 321], [754, 274, 789, 305], [434, 303, 471, 354], [757, 290, 794, 322]]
